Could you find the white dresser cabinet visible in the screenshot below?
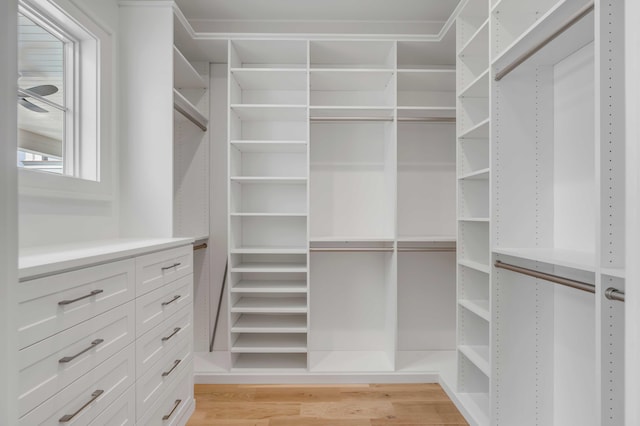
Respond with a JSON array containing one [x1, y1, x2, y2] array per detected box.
[[18, 239, 195, 426]]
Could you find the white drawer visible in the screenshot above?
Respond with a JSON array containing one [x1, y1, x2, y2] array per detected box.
[[136, 274, 193, 337], [18, 259, 135, 349], [20, 343, 135, 425], [87, 384, 135, 426], [136, 245, 193, 296], [137, 336, 192, 420], [136, 303, 193, 379], [139, 360, 194, 426], [19, 301, 135, 418]]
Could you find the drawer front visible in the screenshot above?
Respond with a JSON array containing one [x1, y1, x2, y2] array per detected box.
[[137, 336, 192, 419], [136, 245, 193, 296], [136, 303, 193, 378], [136, 274, 193, 337], [139, 360, 194, 426], [20, 343, 135, 425], [18, 259, 135, 349], [19, 301, 135, 418], [87, 384, 135, 426]]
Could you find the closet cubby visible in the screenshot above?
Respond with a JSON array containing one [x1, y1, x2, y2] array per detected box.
[[310, 70, 395, 107], [457, 354, 490, 424], [458, 0, 489, 49], [309, 250, 396, 372], [459, 139, 489, 177], [397, 122, 455, 240], [230, 181, 307, 215], [457, 21, 489, 88], [310, 40, 395, 69], [310, 121, 395, 240], [230, 69, 307, 105], [458, 265, 490, 322], [458, 307, 490, 377], [397, 36, 456, 70], [397, 70, 455, 108], [492, 26, 595, 268], [229, 216, 307, 252], [229, 39, 307, 69], [459, 221, 490, 268], [230, 149, 307, 178], [459, 180, 490, 219]]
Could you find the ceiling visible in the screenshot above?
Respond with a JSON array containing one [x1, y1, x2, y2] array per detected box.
[[176, 0, 460, 23]]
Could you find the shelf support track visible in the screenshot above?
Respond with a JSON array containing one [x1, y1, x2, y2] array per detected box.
[[494, 1, 595, 81], [494, 260, 595, 294]]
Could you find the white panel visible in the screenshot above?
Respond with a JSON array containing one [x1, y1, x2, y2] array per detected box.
[[398, 252, 456, 350], [553, 43, 595, 252]]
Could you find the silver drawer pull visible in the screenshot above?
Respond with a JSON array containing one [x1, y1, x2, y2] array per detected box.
[[162, 359, 181, 377], [161, 263, 181, 271], [161, 327, 181, 342], [58, 289, 103, 306], [161, 295, 181, 306], [58, 389, 104, 423], [59, 339, 104, 363], [162, 399, 182, 421]]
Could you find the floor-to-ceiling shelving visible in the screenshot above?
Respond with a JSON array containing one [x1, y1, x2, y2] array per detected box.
[[227, 40, 310, 370]]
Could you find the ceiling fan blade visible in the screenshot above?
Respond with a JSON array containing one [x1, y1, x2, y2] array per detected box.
[[19, 98, 48, 113], [26, 84, 58, 97]]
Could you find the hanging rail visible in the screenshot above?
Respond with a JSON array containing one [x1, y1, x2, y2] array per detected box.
[[310, 116, 455, 123], [398, 247, 456, 252], [605, 288, 625, 302], [310, 247, 394, 253], [174, 103, 208, 131], [193, 243, 208, 251], [494, 260, 595, 294], [494, 1, 595, 81]]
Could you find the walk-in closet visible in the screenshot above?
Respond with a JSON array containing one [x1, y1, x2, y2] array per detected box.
[[1, 0, 638, 425]]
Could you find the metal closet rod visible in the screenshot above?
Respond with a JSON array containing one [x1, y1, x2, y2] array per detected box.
[[605, 288, 625, 302], [494, 260, 595, 294], [193, 243, 208, 251], [310, 247, 455, 253], [174, 103, 207, 132], [309, 117, 456, 123], [494, 1, 595, 81]]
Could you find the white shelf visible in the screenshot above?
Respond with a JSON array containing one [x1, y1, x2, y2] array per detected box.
[[310, 106, 395, 118], [232, 280, 307, 293], [230, 68, 307, 91], [459, 118, 490, 140], [459, 299, 490, 322], [459, 217, 490, 223], [395, 350, 457, 373], [230, 263, 308, 273], [492, 0, 594, 70], [397, 69, 456, 91], [458, 259, 491, 274], [458, 168, 490, 180], [231, 314, 307, 333], [310, 237, 395, 243], [601, 267, 625, 279], [310, 69, 394, 91], [309, 351, 394, 372], [397, 236, 457, 243], [173, 89, 208, 131], [458, 19, 489, 59], [230, 247, 307, 255], [459, 345, 490, 377], [397, 106, 457, 118], [230, 141, 307, 153], [232, 353, 307, 370], [230, 177, 307, 184], [231, 333, 307, 353], [174, 46, 206, 89], [456, 392, 490, 426], [231, 297, 308, 314], [493, 247, 596, 272], [230, 104, 307, 121], [230, 213, 308, 218], [459, 69, 490, 99]]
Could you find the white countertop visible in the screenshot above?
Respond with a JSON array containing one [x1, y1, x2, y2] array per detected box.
[[19, 238, 196, 280]]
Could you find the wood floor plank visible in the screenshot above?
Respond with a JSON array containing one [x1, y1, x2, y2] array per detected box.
[[254, 387, 342, 403], [300, 401, 395, 419], [268, 417, 372, 426], [195, 402, 300, 419], [389, 401, 468, 424]]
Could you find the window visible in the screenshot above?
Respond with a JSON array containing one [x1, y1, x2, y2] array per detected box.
[[17, 0, 101, 182]]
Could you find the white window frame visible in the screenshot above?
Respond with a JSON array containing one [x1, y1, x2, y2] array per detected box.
[[18, 0, 114, 200]]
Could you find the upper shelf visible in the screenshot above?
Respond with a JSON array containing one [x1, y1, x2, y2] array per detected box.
[[310, 69, 394, 91], [174, 46, 206, 90], [231, 68, 307, 91], [230, 39, 307, 68], [397, 69, 455, 92], [310, 40, 395, 69]]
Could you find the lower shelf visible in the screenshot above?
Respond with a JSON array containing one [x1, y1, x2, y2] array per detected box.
[[233, 353, 308, 370], [458, 345, 490, 377], [231, 333, 307, 353], [309, 351, 394, 373]]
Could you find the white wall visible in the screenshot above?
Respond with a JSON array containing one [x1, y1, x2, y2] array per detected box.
[[19, 0, 120, 248], [0, 0, 19, 424]]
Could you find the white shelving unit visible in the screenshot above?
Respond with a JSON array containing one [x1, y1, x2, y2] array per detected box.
[[228, 39, 310, 369], [456, 0, 492, 424]]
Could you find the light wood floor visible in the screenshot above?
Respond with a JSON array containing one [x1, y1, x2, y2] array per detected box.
[[186, 383, 469, 425]]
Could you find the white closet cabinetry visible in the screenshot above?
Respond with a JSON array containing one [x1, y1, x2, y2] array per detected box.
[[219, 38, 458, 377], [18, 240, 195, 426]]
